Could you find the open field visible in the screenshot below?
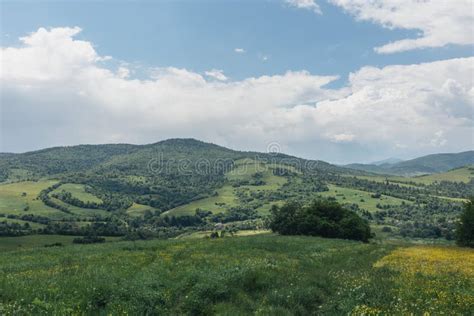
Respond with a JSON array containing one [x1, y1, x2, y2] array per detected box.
[[354, 165, 474, 186], [48, 196, 109, 218], [0, 234, 120, 251], [175, 229, 271, 239], [0, 217, 45, 229], [126, 203, 156, 217], [319, 184, 410, 212], [51, 183, 103, 204], [373, 245, 474, 314], [414, 165, 474, 184], [163, 185, 237, 217], [0, 235, 472, 314], [164, 160, 287, 217], [0, 180, 67, 219]]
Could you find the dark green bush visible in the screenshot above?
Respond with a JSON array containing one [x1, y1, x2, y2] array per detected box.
[[270, 200, 372, 242], [456, 198, 474, 247]]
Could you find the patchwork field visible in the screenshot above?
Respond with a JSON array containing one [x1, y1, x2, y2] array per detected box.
[[163, 160, 288, 217]]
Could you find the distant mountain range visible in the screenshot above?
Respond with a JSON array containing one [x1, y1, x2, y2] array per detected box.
[[370, 158, 404, 166], [345, 151, 474, 176]]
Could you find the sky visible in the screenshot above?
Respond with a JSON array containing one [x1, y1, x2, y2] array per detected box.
[[1, 0, 473, 164]]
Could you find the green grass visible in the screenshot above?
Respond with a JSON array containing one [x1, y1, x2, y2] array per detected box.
[[51, 183, 103, 204], [164, 160, 287, 217], [1, 235, 471, 314], [126, 203, 156, 217], [353, 165, 474, 186], [0, 180, 68, 219], [48, 196, 110, 218], [413, 165, 474, 184], [163, 185, 237, 217], [176, 229, 271, 239], [0, 217, 45, 229], [319, 184, 411, 212], [0, 234, 120, 251], [0, 235, 396, 314]]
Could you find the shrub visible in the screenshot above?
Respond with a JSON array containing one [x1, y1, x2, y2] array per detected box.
[[456, 198, 474, 247], [73, 235, 106, 244], [269, 200, 372, 242]]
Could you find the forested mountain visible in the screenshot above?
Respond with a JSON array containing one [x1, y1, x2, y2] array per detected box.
[[346, 151, 474, 176], [0, 139, 344, 179], [1, 139, 473, 241]]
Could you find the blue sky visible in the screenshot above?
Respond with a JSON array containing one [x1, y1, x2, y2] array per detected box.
[[1, 0, 473, 163], [3, 0, 471, 85]]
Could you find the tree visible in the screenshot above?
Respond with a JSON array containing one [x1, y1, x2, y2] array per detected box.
[[456, 198, 474, 247], [270, 199, 372, 242]]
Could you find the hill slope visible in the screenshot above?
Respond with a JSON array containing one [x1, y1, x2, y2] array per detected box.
[[346, 151, 474, 176]]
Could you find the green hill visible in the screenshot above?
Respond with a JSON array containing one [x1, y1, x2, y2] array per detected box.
[[0, 139, 472, 241], [346, 151, 474, 176]]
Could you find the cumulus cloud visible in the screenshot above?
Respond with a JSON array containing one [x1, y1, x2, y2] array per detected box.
[[1, 27, 473, 163], [204, 69, 228, 81], [234, 48, 245, 54], [285, 0, 321, 14], [330, 0, 474, 54]]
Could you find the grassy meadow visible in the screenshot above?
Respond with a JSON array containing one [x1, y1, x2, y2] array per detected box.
[[0, 235, 120, 251], [319, 184, 410, 212], [0, 234, 472, 315], [0, 180, 61, 218], [163, 159, 288, 217]]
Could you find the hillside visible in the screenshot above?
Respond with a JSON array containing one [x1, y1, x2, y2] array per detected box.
[[0, 139, 473, 241], [346, 150, 474, 176]]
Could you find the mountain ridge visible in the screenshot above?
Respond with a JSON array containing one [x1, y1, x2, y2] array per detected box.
[[345, 150, 474, 176]]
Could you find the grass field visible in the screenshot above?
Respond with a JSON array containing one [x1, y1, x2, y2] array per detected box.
[[0, 234, 120, 251], [164, 160, 287, 217], [319, 184, 410, 212], [353, 165, 474, 186], [48, 196, 109, 218], [413, 165, 474, 184], [175, 229, 271, 239], [126, 203, 156, 217], [373, 245, 474, 314], [0, 235, 472, 314], [0, 180, 67, 219], [0, 217, 45, 229], [51, 183, 103, 204], [163, 185, 237, 217]]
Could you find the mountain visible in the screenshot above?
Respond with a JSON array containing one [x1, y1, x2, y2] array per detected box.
[[370, 158, 404, 166], [0, 138, 352, 212], [0, 138, 472, 243], [346, 151, 474, 176], [0, 138, 343, 179]]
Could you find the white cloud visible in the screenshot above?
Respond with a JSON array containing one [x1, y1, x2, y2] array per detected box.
[[117, 66, 130, 79], [330, 0, 474, 53], [204, 69, 228, 81], [1, 27, 473, 163], [285, 0, 321, 14], [234, 48, 245, 54]]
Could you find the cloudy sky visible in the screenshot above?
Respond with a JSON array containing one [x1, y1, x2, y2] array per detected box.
[[1, 0, 473, 163]]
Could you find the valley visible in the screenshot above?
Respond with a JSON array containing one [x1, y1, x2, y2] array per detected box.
[[0, 139, 473, 314]]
